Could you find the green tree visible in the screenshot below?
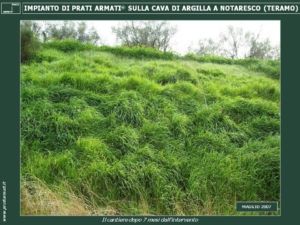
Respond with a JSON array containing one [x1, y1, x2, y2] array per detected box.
[[112, 21, 176, 52], [248, 34, 280, 59], [195, 38, 220, 56], [44, 21, 100, 44], [220, 26, 251, 59], [45, 21, 77, 40]]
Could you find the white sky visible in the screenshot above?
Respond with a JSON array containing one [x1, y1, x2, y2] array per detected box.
[[38, 20, 280, 55]]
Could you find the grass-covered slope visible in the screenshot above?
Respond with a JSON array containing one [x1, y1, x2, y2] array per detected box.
[[21, 40, 280, 215]]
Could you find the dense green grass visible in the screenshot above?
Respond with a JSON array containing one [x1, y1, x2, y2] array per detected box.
[[21, 40, 280, 215], [185, 54, 280, 79]]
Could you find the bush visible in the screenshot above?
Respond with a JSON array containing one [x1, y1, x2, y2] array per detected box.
[[21, 22, 40, 63], [185, 54, 234, 64], [43, 39, 93, 52], [240, 59, 280, 79], [34, 49, 65, 62], [185, 53, 280, 79], [99, 46, 176, 60]]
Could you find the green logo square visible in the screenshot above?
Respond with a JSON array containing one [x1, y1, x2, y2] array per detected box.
[[1, 2, 21, 14]]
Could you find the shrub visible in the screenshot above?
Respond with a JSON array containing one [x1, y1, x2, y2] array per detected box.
[[21, 22, 41, 63], [34, 49, 65, 62], [43, 39, 93, 52], [99, 46, 176, 60], [185, 53, 280, 79]]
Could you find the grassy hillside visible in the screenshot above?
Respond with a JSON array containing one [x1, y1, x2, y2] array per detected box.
[[21, 40, 280, 215]]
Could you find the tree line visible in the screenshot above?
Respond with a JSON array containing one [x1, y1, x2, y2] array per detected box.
[[21, 21, 279, 62], [195, 26, 279, 59]]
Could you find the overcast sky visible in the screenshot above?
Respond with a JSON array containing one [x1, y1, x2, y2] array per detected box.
[[38, 20, 280, 55]]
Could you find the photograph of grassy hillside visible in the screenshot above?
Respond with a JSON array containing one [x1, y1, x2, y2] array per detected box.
[[21, 21, 280, 215]]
